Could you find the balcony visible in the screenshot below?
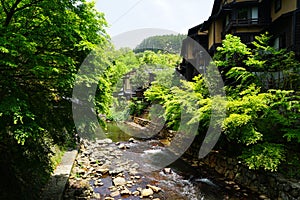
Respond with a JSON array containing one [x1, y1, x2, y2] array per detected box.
[[223, 18, 270, 34]]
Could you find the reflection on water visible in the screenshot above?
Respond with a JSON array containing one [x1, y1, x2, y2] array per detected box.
[[103, 122, 133, 142]]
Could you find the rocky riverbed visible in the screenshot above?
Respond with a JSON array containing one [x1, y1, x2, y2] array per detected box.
[[63, 138, 202, 200], [63, 121, 267, 200]]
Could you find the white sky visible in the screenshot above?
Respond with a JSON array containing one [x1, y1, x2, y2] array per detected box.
[[95, 0, 214, 48]]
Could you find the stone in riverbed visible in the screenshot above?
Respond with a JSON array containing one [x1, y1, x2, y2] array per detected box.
[[89, 159, 97, 165], [141, 188, 153, 197], [78, 169, 86, 175], [132, 191, 140, 196], [147, 184, 161, 193], [96, 138, 113, 144], [126, 183, 133, 188], [128, 138, 136, 143], [129, 169, 138, 175], [113, 177, 126, 186], [94, 180, 103, 187], [163, 168, 172, 174], [259, 194, 270, 199], [110, 190, 120, 197], [120, 187, 131, 195], [131, 163, 139, 169], [109, 186, 118, 192], [96, 168, 109, 174], [109, 167, 124, 175], [118, 143, 129, 149], [93, 192, 101, 199]]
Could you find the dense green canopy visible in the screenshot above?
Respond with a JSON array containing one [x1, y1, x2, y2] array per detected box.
[[0, 0, 109, 199]]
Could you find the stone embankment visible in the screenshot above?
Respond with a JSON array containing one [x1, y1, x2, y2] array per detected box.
[[185, 145, 300, 200]]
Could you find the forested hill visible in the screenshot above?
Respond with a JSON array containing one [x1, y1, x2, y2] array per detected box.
[[135, 34, 186, 54]]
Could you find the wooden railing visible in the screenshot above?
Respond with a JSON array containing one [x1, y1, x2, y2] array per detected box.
[[224, 18, 270, 33]]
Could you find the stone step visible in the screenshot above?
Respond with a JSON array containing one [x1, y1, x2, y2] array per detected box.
[[41, 149, 78, 200]]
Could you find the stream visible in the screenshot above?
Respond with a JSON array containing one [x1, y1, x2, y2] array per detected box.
[[64, 122, 262, 200]]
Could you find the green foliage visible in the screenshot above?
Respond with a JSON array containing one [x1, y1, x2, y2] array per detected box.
[[129, 98, 148, 117], [144, 33, 299, 174], [109, 50, 181, 122], [145, 75, 211, 131], [223, 85, 269, 145], [214, 34, 251, 68], [0, 0, 110, 198], [135, 34, 186, 54], [240, 143, 286, 172], [213, 33, 300, 172], [144, 84, 171, 104]]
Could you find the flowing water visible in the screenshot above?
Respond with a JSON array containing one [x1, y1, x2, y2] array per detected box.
[[97, 122, 261, 200]]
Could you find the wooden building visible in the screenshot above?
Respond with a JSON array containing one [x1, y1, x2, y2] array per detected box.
[[177, 0, 300, 80]]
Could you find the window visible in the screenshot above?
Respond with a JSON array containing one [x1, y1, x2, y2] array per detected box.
[[237, 7, 258, 23], [238, 8, 249, 20], [251, 7, 258, 23], [274, 0, 281, 13], [273, 34, 286, 49], [274, 37, 280, 50], [225, 13, 232, 26]]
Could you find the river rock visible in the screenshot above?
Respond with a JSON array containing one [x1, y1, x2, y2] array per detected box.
[[118, 143, 129, 149], [109, 167, 124, 175], [82, 150, 92, 156], [259, 194, 270, 199], [89, 158, 97, 164], [110, 190, 120, 197], [131, 163, 139, 169], [96, 168, 109, 174], [132, 191, 140, 196], [113, 177, 126, 186], [129, 169, 138, 175], [94, 180, 103, 186], [120, 187, 131, 195], [147, 184, 161, 193], [78, 169, 86, 175], [93, 192, 101, 199], [96, 138, 113, 144], [163, 168, 172, 174], [129, 138, 136, 143], [141, 188, 153, 197], [109, 186, 118, 192]]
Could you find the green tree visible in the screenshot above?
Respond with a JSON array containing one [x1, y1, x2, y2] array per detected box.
[[0, 0, 110, 199], [135, 34, 186, 54], [214, 34, 300, 172], [144, 33, 300, 173]]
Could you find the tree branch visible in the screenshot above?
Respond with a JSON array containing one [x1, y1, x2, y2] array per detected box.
[[4, 0, 22, 26], [14, 0, 43, 13], [0, 0, 9, 15]]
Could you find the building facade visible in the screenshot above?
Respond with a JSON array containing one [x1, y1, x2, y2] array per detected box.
[[177, 0, 300, 80]]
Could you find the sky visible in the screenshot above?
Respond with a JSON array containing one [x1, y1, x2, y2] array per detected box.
[[95, 0, 214, 48]]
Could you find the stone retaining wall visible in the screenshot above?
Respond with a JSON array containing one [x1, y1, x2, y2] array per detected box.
[[184, 140, 300, 200], [133, 117, 151, 127], [131, 117, 300, 199]]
